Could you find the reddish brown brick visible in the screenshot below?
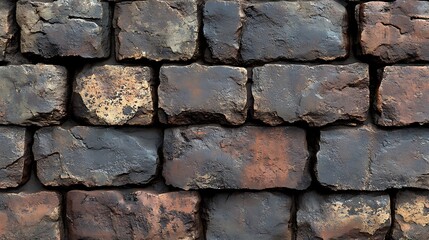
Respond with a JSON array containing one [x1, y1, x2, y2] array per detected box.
[[67, 190, 203, 239], [297, 192, 391, 239], [0, 191, 62, 240], [375, 66, 429, 126], [358, 0, 429, 63], [163, 125, 311, 190]]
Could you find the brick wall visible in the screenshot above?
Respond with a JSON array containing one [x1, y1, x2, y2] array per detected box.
[[0, 0, 428, 239]]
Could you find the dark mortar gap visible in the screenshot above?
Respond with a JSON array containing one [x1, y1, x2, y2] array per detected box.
[[291, 194, 298, 240], [150, 62, 164, 128], [245, 73, 254, 123], [368, 64, 384, 125], [61, 191, 68, 240], [346, 1, 359, 59], [199, 194, 209, 240], [305, 127, 323, 191], [385, 189, 398, 240]]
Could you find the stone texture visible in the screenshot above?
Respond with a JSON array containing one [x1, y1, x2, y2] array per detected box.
[[375, 66, 429, 126], [317, 125, 429, 190], [241, 0, 348, 63], [0, 192, 62, 240], [16, 0, 110, 58], [73, 65, 154, 125], [206, 192, 293, 240], [0, 64, 68, 126], [253, 63, 369, 127], [159, 63, 248, 125], [393, 190, 429, 240], [33, 126, 162, 187], [203, 0, 243, 64], [297, 192, 391, 239], [163, 125, 311, 190], [67, 190, 202, 240], [358, 0, 429, 63], [0, 0, 17, 62], [114, 0, 199, 61]]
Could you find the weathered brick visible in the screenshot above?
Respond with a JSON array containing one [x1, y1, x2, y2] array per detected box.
[[67, 190, 202, 239], [0, 1, 16, 62], [114, 0, 199, 61], [393, 190, 429, 240], [16, 0, 110, 58], [297, 192, 391, 239], [206, 192, 293, 240], [163, 125, 310, 190], [0, 127, 31, 189], [317, 125, 429, 190], [159, 63, 248, 125], [0, 192, 62, 240], [33, 126, 162, 187], [203, 0, 243, 64], [0, 64, 68, 126], [241, 0, 348, 63], [253, 63, 369, 126], [73, 65, 154, 125], [375, 66, 429, 126], [358, 0, 429, 63]]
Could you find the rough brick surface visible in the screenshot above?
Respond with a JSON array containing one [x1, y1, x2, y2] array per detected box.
[[206, 192, 293, 240], [0, 64, 68, 126], [114, 0, 199, 61], [317, 125, 429, 190], [297, 192, 391, 239], [241, 0, 348, 63], [159, 63, 248, 125], [253, 63, 369, 126], [73, 65, 154, 125], [375, 66, 429, 126], [67, 190, 202, 239], [16, 0, 110, 58], [358, 0, 429, 63], [33, 126, 162, 187], [0, 1, 16, 62], [163, 125, 310, 190], [0, 192, 62, 240], [0, 127, 31, 189], [393, 190, 429, 240]]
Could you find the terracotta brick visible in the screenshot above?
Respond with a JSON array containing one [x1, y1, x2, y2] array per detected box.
[[163, 125, 311, 190], [67, 190, 203, 240]]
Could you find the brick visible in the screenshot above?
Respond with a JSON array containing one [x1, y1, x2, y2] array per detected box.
[[67, 190, 202, 239], [73, 65, 154, 125], [253, 63, 369, 127], [159, 63, 248, 125], [16, 0, 110, 58], [358, 0, 429, 63], [0, 64, 68, 126], [241, 0, 348, 63], [297, 192, 391, 239], [375, 66, 429, 126], [0, 1, 16, 62], [317, 125, 429, 190], [206, 192, 293, 240], [203, 0, 243, 64], [0, 192, 62, 240], [33, 126, 162, 187], [114, 0, 199, 61], [393, 190, 429, 240], [163, 125, 310, 190]]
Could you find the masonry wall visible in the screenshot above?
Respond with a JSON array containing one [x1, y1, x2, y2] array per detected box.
[[0, 0, 428, 239]]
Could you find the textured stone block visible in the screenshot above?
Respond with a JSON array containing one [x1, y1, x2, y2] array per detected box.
[[358, 0, 429, 63], [163, 125, 311, 190], [206, 192, 293, 240], [67, 190, 202, 239], [317, 125, 429, 190], [33, 126, 162, 187], [114, 0, 199, 61], [0, 64, 68, 126], [159, 63, 248, 125], [297, 192, 391, 239], [0, 0, 16, 62], [375, 66, 429, 126], [0, 192, 62, 240], [253, 63, 369, 126], [16, 0, 110, 58], [393, 190, 429, 240], [241, 0, 348, 63], [73, 65, 154, 125]]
